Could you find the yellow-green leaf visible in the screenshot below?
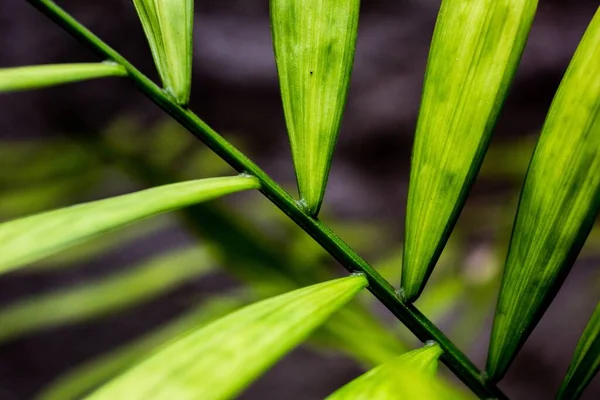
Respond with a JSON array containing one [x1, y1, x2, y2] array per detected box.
[[270, 0, 360, 215], [326, 343, 469, 400], [402, 0, 537, 301], [132, 0, 194, 105], [86, 275, 368, 400], [0, 63, 126, 92], [0, 247, 214, 343], [37, 293, 247, 400], [557, 303, 600, 400], [488, 8, 600, 381], [0, 176, 259, 274]]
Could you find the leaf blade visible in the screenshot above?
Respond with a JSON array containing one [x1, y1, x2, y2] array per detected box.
[[487, 8, 600, 380], [557, 303, 600, 400], [0, 63, 126, 92], [0, 176, 259, 274], [402, 0, 537, 301], [326, 343, 469, 400], [37, 293, 247, 400], [86, 275, 368, 400], [132, 0, 194, 105], [270, 0, 360, 215]]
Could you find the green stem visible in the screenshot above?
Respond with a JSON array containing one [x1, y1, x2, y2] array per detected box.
[[26, 0, 506, 398]]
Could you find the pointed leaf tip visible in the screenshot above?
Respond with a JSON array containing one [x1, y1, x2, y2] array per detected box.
[[488, 8, 600, 381], [326, 343, 469, 400], [270, 0, 360, 216], [0, 63, 127, 92], [132, 0, 194, 105], [86, 275, 368, 400], [402, 0, 538, 301], [0, 176, 259, 275], [557, 303, 600, 400]]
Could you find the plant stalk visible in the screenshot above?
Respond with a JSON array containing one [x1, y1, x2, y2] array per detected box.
[[26, 1, 506, 398]]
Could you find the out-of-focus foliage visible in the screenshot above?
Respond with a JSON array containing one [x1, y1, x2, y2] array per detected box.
[[87, 275, 368, 400], [2, 114, 599, 399]]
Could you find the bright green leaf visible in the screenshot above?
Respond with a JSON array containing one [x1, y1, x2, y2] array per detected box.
[[0, 176, 259, 274], [487, 9, 600, 380], [34, 217, 173, 270], [86, 275, 368, 400], [0, 63, 126, 92], [270, 0, 360, 215], [0, 247, 214, 343], [557, 303, 600, 400], [402, 0, 538, 301], [132, 0, 194, 105], [37, 293, 247, 400], [326, 343, 469, 400]]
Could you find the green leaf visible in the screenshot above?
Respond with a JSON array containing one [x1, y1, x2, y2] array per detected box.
[[270, 0, 360, 215], [402, 0, 537, 301], [311, 303, 407, 366], [557, 303, 600, 400], [0, 63, 126, 92], [37, 292, 247, 400], [487, 9, 600, 380], [0, 176, 259, 274], [326, 343, 469, 400], [86, 275, 368, 400], [0, 247, 214, 343], [132, 0, 194, 105]]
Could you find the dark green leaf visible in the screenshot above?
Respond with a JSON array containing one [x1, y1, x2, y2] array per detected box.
[[557, 303, 600, 400]]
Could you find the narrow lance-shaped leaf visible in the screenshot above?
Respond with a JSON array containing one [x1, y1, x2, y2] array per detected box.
[[402, 0, 538, 301], [0, 63, 126, 92], [270, 0, 360, 216], [557, 303, 600, 400], [0, 247, 214, 343], [0, 176, 259, 274], [132, 0, 194, 105], [86, 274, 368, 400], [487, 9, 600, 381], [38, 292, 247, 400], [326, 342, 470, 400]]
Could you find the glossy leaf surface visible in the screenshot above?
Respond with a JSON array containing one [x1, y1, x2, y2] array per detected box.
[[327, 343, 469, 400], [270, 0, 360, 215], [488, 9, 600, 380], [557, 303, 600, 400], [402, 0, 538, 301], [87, 275, 368, 400], [0, 176, 259, 274], [0, 63, 126, 92], [132, 0, 194, 105]]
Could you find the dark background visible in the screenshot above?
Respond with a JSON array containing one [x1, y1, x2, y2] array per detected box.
[[0, 0, 599, 399]]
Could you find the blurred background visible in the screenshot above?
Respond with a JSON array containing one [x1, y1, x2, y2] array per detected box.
[[0, 0, 599, 399]]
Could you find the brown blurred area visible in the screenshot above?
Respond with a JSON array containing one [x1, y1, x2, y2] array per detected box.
[[0, 0, 599, 399]]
